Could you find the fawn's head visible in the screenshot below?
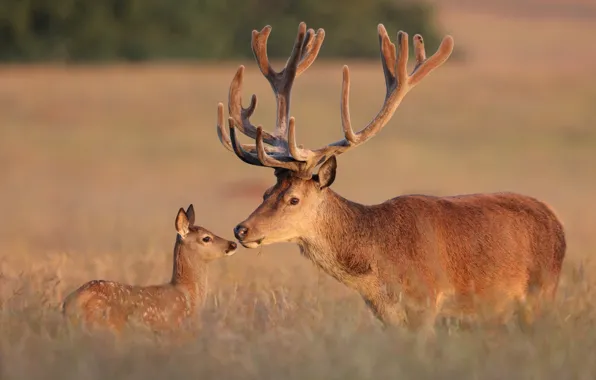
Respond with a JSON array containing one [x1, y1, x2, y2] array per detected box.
[[215, 22, 454, 248], [175, 204, 237, 261]]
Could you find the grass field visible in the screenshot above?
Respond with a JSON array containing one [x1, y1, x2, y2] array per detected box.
[[1, 4, 596, 379]]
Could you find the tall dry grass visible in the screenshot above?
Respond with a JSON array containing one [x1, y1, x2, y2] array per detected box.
[[1, 5, 596, 379]]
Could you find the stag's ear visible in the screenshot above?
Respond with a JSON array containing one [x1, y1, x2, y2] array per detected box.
[[316, 156, 337, 189], [175, 208, 190, 237], [185, 204, 195, 226]]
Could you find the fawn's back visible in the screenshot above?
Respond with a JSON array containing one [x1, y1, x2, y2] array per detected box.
[[62, 280, 197, 332]]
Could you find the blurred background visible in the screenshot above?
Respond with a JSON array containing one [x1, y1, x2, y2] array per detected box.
[[1, 0, 596, 378]]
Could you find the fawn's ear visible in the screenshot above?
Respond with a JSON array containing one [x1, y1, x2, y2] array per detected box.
[[316, 156, 337, 189], [185, 204, 195, 226], [175, 208, 190, 237]]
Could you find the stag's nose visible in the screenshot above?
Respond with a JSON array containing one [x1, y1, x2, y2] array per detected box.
[[227, 242, 237, 253], [234, 224, 248, 241]]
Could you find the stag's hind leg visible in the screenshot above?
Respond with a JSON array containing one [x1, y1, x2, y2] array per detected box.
[[521, 272, 560, 328], [522, 209, 566, 326]]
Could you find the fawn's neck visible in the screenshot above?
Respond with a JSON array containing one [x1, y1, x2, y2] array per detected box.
[[170, 236, 208, 303]]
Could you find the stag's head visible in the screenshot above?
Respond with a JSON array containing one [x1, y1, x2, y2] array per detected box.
[[232, 158, 338, 248], [216, 23, 454, 248], [175, 204, 238, 260]]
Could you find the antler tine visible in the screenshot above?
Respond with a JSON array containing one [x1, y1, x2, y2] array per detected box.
[[287, 117, 312, 161], [283, 22, 308, 82], [378, 24, 398, 95], [340, 66, 358, 144], [228, 118, 265, 166], [217, 103, 264, 154], [216, 103, 234, 152], [296, 28, 326, 77], [412, 34, 427, 73], [252, 26, 274, 80], [227, 66, 278, 145], [408, 35, 454, 87], [396, 31, 410, 90]]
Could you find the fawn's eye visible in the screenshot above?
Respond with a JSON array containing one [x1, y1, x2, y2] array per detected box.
[[202, 236, 212, 243], [289, 197, 300, 206]]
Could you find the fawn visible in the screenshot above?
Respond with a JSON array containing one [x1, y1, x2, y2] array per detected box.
[[62, 204, 237, 333]]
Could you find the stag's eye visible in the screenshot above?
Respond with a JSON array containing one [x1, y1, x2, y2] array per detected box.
[[202, 236, 212, 243], [289, 197, 300, 206]]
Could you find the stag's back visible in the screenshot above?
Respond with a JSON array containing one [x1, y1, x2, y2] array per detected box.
[[376, 192, 565, 311]]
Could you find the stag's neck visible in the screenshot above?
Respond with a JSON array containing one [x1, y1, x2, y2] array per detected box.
[[298, 189, 377, 291], [170, 237, 208, 303], [317, 189, 368, 233]]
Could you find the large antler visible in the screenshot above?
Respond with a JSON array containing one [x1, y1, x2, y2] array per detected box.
[[216, 22, 325, 171], [216, 23, 454, 179]]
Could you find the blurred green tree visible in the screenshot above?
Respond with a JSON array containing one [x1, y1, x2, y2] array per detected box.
[[0, 0, 443, 62]]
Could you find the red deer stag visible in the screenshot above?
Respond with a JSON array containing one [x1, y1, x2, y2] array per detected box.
[[62, 205, 237, 333], [215, 22, 566, 331]]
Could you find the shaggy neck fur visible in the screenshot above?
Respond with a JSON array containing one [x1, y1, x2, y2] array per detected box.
[[298, 189, 377, 290]]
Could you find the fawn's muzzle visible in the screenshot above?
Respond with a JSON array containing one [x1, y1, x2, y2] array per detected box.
[[226, 242, 237, 253]]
